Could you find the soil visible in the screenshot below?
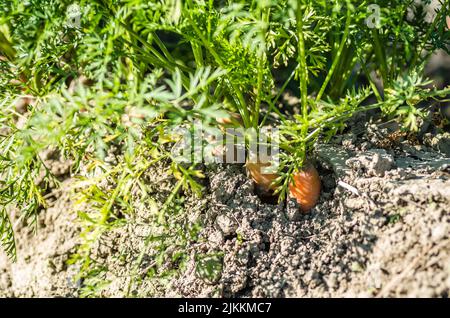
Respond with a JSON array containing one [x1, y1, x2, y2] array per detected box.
[[1, 47, 449, 298], [1, 116, 449, 298], [0, 180, 80, 297]]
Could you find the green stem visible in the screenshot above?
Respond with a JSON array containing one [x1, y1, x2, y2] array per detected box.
[[410, 4, 444, 67], [296, 2, 308, 122], [152, 32, 178, 65], [185, 13, 251, 128], [254, 56, 264, 128], [120, 22, 191, 73], [259, 66, 299, 127], [253, 9, 269, 128], [191, 42, 204, 67], [361, 62, 383, 102], [0, 31, 16, 61], [372, 29, 388, 87]]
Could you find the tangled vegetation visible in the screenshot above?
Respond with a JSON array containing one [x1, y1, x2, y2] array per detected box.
[[0, 0, 449, 295]]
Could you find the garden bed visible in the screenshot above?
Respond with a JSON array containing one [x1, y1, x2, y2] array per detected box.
[[0, 0, 449, 299], [1, 116, 448, 298]]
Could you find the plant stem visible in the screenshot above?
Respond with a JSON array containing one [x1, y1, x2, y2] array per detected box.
[[259, 64, 297, 127], [0, 31, 16, 61], [185, 14, 251, 128], [372, 29, 388, 86], [296, 2, 308, 123], [253, 9, 269, 128], [358, 49, 383, 102], [411, 2, 446, 67]]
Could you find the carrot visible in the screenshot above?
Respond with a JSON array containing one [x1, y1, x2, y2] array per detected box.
[[247, 161, 321, 212], [288, 163, 321, 212], [246, 161, 278, 192], [214, 110, 321, 211], [216, 112, 243, 128], [14, 95, 35, 114]]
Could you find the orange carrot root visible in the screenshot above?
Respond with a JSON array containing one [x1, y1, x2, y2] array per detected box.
[[246, 162, 278, 192], [247, 160, 321, 212], [289, 164, 321, 212]]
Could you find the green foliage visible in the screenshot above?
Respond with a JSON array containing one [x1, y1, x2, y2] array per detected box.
[[0, 207, 16, 260], [382, 68, 449, 131]]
